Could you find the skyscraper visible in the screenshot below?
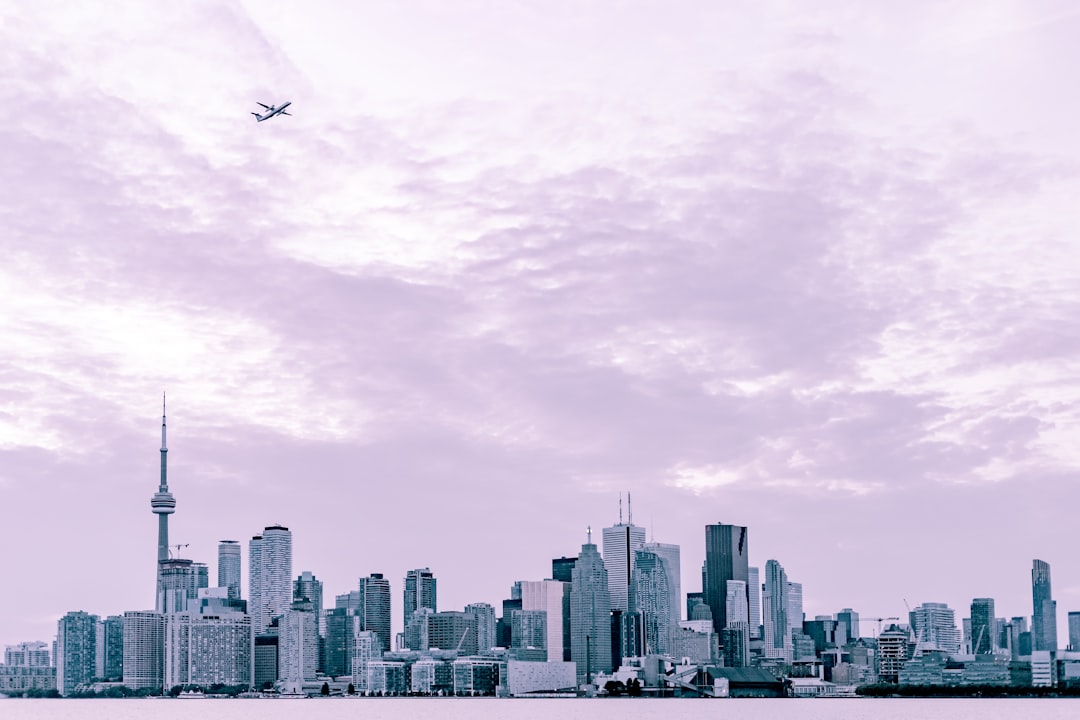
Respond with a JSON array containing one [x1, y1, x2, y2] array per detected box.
[[293, 571, 324, 637], [704, 523, 749, 634], [602, 499, 647, 613], [359, 573, 392, 653], [1032, 559, 1058, 653], [570, 533, 612, 684], [218, 540, 241, 601], [465, 603, 497, 655], [723, 579, 750, 667], [249, 525, 293, 634], [786, 581, 804, 638], [762, 559, 791, 662], [404, 568, 437, 627], [122, 610, 164, 692], [970, 598, 995, 654], [642, 540, 681, 627], [150, 398, 177, 608], [910, 602, 961, 654], [747, 567, 762, 639], [630, 549, 672, 656], [836, 608, 859, 642], [519, 579, 567, 662], [1069, 612, 1080, 652]]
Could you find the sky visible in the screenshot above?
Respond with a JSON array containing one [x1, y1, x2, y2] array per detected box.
[[2, 0, 1080, 651]]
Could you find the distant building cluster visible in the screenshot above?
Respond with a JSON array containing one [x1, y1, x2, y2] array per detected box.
[[4, 407, 1080, 698]]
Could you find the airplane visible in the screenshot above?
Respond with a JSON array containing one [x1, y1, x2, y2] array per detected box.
[[252, 101, 292, 122]]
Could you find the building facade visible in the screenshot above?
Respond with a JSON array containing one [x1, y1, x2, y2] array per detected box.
[[249, 525, 293, 634], [217, 540, 242, 601], [602, 519, 646, 613], [570, 538, 612, 684], [704, 523, 749, 635], [122, 610, 164, 692], [56, 611, 98, 696], [1032, 559, 1058, 653]]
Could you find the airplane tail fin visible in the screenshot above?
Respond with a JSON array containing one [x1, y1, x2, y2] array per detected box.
[[251, 112, 262, 120]]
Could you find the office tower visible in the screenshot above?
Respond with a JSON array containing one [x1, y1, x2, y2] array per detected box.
[[704, 523, 749, 634], [836, 608, 859, 642], [1069, 612, 1080, 651], [323, 608, 361, 677], [56, 612, 98, 696], [164, 611, 252, 689], [723, 579, 750, 667], [748, 567, 761, 639], [570, 533, 612, 684], [970, 598, 995, 654], [359, 573, 392, 653], [293, 571, 324, 636], [762, 560, 791, 662], [686, 592, 708, 621], [465, 603, 497, 655], [631, 549, 672, 655], [1032, 559, 1058, 653], [642, 541, 681, 627], [602, 499, 647, 612], [249, 525, 293, 634], [786, 581, 804, 638], [552, 556, 577, 583], [254, 634, 279, 690], [517, 580, 567, 662], [218, 540, 242, 600], [150, 399, 177, 609], [5, 641, 51, 667], [511, 609, 548, 654], [910, 602, 961, 653], [122, 610, 164, 692], [103, 615, 124, 680], [404, 568, 437, 625]]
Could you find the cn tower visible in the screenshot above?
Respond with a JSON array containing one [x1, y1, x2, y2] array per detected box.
[[150, 395, 176, 571]]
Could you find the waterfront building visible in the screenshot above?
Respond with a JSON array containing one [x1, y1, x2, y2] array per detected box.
[[877, 625, 909, 682], [122, 610, 164, 692], [254, 634, 278, 689], [350, 631, 381, 691], [518, 580, 567, 662], [164, 611, 253, 689], [217, 540, 241, 601], [279, 601, 318, 683], [465, 603, 497, 655], [429, 611, 479, 655], [5, 641, 50, 667], [1032, 559, 1058, 653], [570, 533, 612, 684], [56, 612, 97, 696], [359, 573, 393, 653], [704, 523, 749, 634]]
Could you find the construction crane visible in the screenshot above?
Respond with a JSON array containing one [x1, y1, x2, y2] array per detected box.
[[455, 626, 472, 653], [858, 617, 900, 638], [171, 543, 189, 559]]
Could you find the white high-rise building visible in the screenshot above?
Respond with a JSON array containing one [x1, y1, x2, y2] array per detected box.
[[164, 611, 253, 689], [748, 566, 761, 639], [249, 525, 293, 634], [518, 580, 567, 662], [280, 605, 318, 684], [786, 581, 804, 637], [763, 560, 791, 663], [724, 579, 751, 667], [123, 611, 165, 692], [602, 505, 647, 612], [911, 602, 961, 654]]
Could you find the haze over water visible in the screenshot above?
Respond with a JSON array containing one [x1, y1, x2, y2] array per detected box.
[[3, 698, 1080, 720]]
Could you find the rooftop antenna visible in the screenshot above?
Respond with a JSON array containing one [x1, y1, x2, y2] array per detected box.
[[587, 525, 592, 544], [628, 492, 633, 526]]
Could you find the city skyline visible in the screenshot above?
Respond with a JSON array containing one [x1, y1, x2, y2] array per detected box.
[[5, 0, 1080, 655]]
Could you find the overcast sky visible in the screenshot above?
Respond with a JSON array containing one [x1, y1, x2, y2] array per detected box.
[[3, 0, 1080, 651]]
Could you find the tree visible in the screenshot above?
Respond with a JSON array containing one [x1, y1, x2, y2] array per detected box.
[[347, 683, 355, 695], [604, 680, 626, 696], [627, 678, 642, 697], [321, 682, 330, 696]]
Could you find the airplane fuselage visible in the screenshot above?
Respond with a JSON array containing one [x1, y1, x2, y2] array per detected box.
[[253, 101, 292, 122]]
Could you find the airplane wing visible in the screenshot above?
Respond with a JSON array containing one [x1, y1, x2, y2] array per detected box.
[[257, 102, 271, 109], [281, 110, 292, 116]]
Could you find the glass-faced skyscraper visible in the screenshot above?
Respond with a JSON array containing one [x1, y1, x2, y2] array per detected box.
[[404, 568, 437, 629], [570, 534, 612, 684], [360, 573, 392, 652], [971, 598, 996, 654], [602, 515, 646, 613], [704, 523, 749, 634], [218, 540, 241, 601], [762, 559, 791, 662], [1032, 559, 1058, 652]]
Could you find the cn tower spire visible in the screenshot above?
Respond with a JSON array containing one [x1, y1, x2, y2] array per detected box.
[[151, 394, 176, 569]]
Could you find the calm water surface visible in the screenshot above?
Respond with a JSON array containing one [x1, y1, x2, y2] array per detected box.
[[1, 698, 1078, 720]]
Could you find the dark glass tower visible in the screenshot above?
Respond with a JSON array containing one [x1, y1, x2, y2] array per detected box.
[[1032, 559, 1057, 652], [970, 598, 995, 654], [704, 523, 749, 634]]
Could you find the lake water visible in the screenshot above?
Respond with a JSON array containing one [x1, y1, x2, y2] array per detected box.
[[2, 697, 1079, 720]]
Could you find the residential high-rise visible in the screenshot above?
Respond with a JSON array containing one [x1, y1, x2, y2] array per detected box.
[[157, 558, 209, 614], [910, 602, 961, 654], [704, 523, 749, 634], [1032, 559, 1058, 653], [150, 399, 177, 610], [249, 525, 293, 634], [404, 568, 437, 626], [279, 601, 318, 685], [465, 603, 497, 655], [970, 598, 995, 654], [762, 560, 791, 662], [218, 540, 242, 601], [570, 533, 612, 684], [5, 641, 51, 667], [293, 571, 324, 637], [429, 611, 479, 655], [747, 567, 761, 639], [122, 610, 164, 693], [56, 611, 98, 696], [359, 573, 392, 653], [602, 498, 647, 613], [164, 611, 253, 689], [102, 615, 124, 681]]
